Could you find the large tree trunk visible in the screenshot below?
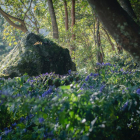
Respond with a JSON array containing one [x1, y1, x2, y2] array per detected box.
[[87, 0, 140, 66], [48, 0, 59, 39], [119, 0, 137, 19], [102, 27, 116, 53]]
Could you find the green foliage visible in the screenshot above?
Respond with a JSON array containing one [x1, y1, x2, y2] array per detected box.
[[0, 61, 140, 139]]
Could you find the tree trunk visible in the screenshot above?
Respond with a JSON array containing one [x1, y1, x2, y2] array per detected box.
[[119, 0, 137, 19], [70, 0, 76, 56], [96, 19, 103, 63], [87, 0, 140, 66], [71, 0, 75, 41], [48, 0, 59, 39], [64, 0, 69, 31], [102, 27, 117, 53]]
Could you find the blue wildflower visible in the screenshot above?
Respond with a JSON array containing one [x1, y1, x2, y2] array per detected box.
[[4, 129, 12, 135], [0, 136, 2, 140], [68, 70, 71, 74], [44, 72, 48, 76], [30, 80, 34, 83], [96, 62, 101, 66], [89, 86, 94, 89], [122, 101, 129, 111], [25, 116, 29, 120], [39, 118, 44, 123], [85, 75, 90, 81], [94, 73, 99, 77], [20, 117, 24, 122], [104, 63, 111, 66], [23, 129, 27, 133], [42, 88, 53, 97], [12, 122, 17, 127], [100, 85, 105, 92], [42, 93, 45, 97], [136, 88, 140, 95], [80, 83, 86, 89], [82, 83, 86, 87], [4, 127, 8, 131], [120, 69, 124, 72], [90, 73, 94, 76]]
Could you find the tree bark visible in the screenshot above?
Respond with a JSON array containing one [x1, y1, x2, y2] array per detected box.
[[96, 19, 104, 63], [119, 0, 137, 19], [64, 0, 69, 31], [0, 7, 28, 33], [48, 0, 59, 39], [71, 0, 75, 41], [87, 0, 140, 65], [102, 27, 117, 53]]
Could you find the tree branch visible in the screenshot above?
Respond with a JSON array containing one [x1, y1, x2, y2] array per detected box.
[[0, 7, 24, 24]]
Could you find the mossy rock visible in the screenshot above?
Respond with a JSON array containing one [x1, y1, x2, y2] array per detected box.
[[0, 32, 76, 78]]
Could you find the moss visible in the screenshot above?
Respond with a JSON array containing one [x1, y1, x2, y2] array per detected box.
[[0, 33, 76, 78]]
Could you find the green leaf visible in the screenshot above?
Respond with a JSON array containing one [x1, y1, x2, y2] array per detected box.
[[59, 85, 70, 90]]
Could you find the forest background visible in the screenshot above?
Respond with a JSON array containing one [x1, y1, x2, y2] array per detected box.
[[1, 0, 140, 74]]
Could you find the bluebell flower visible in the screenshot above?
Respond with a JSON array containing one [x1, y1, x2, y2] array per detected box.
[[44, 72, 48, 76], [42, 88, 53, 97], [4, 127, 8, 131], [104, 63, 111, 66], [29, 114, 34, 118], [23, 129, 27, 133], [12, 122, 17, 127], [94, 73, 99, 77], [39, 118, 44, 123], [68, 70, 71, 74], [136, 88, 140, 95], [100, 85, 105, 92], [4, 129, 12, 135], [25, 116, 29, 120], [85, 75, 90, 81], [111, 70, 114, 73], [90, 73, 94, 76], [82, 83, 86, 87], [89, 86, 94, 89], [0, 136, 2, 140], [122, 90, 125, 93], [120, 69, 124, 72], [20, 117, 24, 122], [96, 62, 101, 66], [122, 101, 129, 111], [42, 93, 45, 97], [80, 83, 86, 89], [30, 80, 34, 83]]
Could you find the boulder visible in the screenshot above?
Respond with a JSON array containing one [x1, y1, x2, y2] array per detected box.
[[0, 32, 76, 78]]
